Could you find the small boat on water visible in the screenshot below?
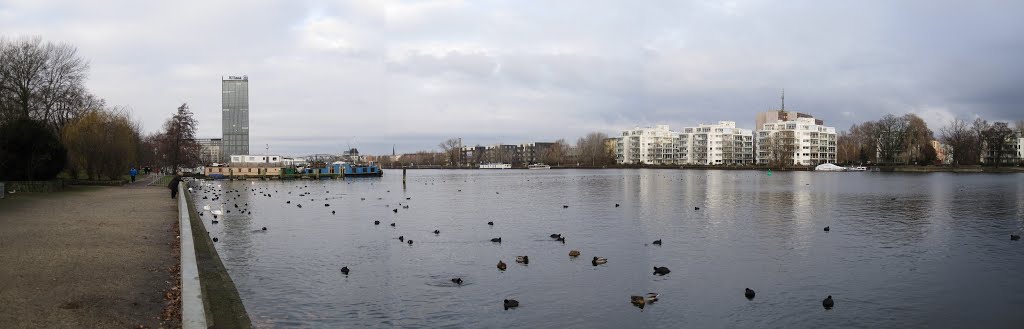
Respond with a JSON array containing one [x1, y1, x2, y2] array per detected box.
[[480, 163, 512, 169], [814, 163, 847, 172], [528, 163, 551, 170], [848, 166, 868, 171]]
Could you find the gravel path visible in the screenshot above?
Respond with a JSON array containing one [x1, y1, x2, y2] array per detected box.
[[0, 175, 180, 328]]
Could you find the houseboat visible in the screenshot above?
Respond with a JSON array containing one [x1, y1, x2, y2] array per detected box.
[[341, 162, 384, 177], [480, 163, 512, 169], [528, 163, 551, 169]]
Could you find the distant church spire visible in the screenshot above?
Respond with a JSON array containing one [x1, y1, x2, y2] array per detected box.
[[392, 144, 396, 156]]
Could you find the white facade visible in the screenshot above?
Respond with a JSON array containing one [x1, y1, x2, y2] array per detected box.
[[756, 117, 837, 165], [230, 154, 283, 164], [678, 121, 754, 165], [1018, 137, 1024, 161], [616, 125, 679, 165]]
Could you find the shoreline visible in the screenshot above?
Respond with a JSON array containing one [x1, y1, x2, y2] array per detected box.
[[386, 165, 1024, 173]]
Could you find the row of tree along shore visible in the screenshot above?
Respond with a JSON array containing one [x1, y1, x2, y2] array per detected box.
[[0, 36, 199, 183], [391, 163, 1022, 172], [837, 113, 1024, 166]]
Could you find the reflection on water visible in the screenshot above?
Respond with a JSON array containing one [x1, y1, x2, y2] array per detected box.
[[192, 170, 1024, 328]]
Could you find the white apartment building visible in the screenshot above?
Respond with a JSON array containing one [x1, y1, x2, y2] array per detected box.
[[1018, 137, 1024, 161], [756, 117, 837, 165], [678, 121, 754, 165], [616, 125, 678, 165]]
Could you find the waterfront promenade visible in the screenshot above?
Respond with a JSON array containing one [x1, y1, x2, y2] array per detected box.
[[0, 175, 180, 328]]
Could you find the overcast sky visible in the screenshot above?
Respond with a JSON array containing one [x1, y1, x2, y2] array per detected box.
[[3, 0, 1022, 155]]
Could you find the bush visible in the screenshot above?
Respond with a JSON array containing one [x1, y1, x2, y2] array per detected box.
[[0, 118, 67, 180]]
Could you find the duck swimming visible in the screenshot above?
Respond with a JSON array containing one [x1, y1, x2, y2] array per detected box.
[[568, 250, 581, 257], [490, 237, 502, 243], [340, 266, 349, 275], [653, 266, 670, 275], [451, 278, 463, 285], [630, 293, 659, 309], [745, 288, 755, 300], [497, 260, 507, 271], [822, 295, 834, 309], [516, 256, 529, 264], [592, 257, 607, 266], [503, 299, 519, 310], [652, 239, 662, 245]]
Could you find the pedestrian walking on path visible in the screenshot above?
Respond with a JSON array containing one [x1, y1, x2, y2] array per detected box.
[[168, 174, 182, 199], [130, 167, 138, 183]]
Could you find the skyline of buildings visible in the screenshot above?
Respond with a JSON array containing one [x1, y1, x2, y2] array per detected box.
[[615, 110, 837, 166]]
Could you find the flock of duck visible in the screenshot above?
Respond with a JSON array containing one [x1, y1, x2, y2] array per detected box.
[[187, 178, 857, 313]]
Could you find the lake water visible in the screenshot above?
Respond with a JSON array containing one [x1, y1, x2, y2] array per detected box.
[[192, 169, 1024, 328]]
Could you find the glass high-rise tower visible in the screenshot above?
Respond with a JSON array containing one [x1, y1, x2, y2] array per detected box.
[[221, 75, 249, 157]]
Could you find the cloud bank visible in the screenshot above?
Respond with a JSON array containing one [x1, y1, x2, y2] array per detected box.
[[3, 0, 1022, 155]]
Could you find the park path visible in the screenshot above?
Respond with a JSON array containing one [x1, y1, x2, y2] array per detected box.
[[0, 175, 180, 328]]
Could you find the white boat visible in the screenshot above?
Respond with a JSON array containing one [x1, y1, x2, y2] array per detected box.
[[528, 163, 551, 170], [480, 163, 512, 169], [849, 166, 868, 171], [814, 163, 847, 172]]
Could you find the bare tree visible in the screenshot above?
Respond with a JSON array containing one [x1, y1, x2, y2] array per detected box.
[[575, 132, 613, 167], [140, 132, 164, 170], [160, 103, 201, 173], [490, 145, 515, 165], [438, 138, 461, 167], [763, 133, 795, 167], [873, 114, 909, 164], [971, 118, 989, 164], [940, 118, 978, 166], [836, 130, 857, 164], [982, 122, 1015, 166], [543, 139, 569, 166], [0, 36, 90, 132]]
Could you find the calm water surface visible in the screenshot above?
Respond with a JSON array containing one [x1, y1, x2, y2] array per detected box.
[[193, 169, 1024, 328]]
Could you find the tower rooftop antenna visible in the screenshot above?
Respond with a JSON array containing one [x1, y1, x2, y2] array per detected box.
[[781, 88, 785, 112]]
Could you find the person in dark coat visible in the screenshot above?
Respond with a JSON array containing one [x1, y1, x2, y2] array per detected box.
[[168, 174, 183, 199]]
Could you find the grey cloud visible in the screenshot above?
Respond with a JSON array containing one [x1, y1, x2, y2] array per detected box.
[[3, 0, 1022, 155]]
